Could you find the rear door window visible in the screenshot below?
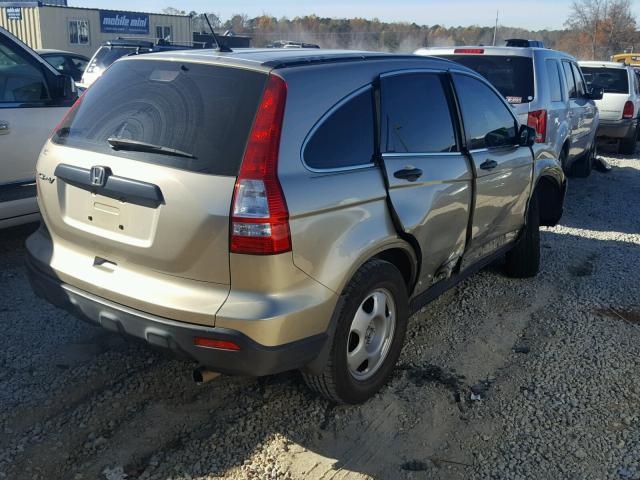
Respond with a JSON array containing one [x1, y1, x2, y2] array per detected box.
[[562, 61, 577, 99], [453, 74, 518, 150], [52, 60, 267, 176], [581, 66, 629, 94], [304, 89, 374, 169], [439, 54, 534, 104], [571, 63, 586, 96], [380, 72, 457, 153], [546, 59, 563, 102]]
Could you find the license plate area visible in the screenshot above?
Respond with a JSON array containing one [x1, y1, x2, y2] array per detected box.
[[61, 185, 159, 246]]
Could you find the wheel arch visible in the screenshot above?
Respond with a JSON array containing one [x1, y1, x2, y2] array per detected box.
[[336, 240, 419, 299], [534, 173, 566, 227]]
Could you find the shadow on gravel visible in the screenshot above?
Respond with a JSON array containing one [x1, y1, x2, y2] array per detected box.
[[560, 157, 640, 234], [0, 222, 38, 264]]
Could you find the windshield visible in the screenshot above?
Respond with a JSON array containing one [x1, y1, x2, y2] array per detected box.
[[87, 46, 141, 71], [581, 67, 629, 94], [440, 54, 535, 103], [52, 60, 267, 176]]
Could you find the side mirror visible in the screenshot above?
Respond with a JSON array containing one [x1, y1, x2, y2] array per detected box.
[[51, 74, 78, 102], [585, 86, 604, 101], [518, 125, 536, 147]]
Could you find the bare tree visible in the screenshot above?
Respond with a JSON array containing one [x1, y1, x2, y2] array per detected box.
[[162, 7, 186, 15], [565, 0, 604, 59], [565, 0, 637, 59]]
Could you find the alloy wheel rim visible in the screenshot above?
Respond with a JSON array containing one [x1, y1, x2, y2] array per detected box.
[[346, 288, 396, 381]]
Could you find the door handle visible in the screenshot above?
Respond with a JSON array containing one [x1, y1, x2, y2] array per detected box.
[[0, 121, 9, 135], [393, 167, 423, 182], [479, 159, 498, 170]]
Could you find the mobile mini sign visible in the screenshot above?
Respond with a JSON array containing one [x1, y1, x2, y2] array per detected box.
[[99, 10, 149, 35], [6, 7, 22, 21]]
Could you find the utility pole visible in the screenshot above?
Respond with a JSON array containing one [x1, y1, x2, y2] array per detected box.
[[493, 10, 499, 46]]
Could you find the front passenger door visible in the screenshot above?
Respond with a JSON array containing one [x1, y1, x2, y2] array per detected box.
[[379, 71, 473, 289], [451, 73, 533, 264]]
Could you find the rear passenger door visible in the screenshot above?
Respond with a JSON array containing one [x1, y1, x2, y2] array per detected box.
[[378, 70, 473, 288], [451, 73, 533, 264], [561, 60, 588, 156], [571, 62, 596, 141], [545, 59, 569, 150]]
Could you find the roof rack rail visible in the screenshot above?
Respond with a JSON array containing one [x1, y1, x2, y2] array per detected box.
[[263, 53, 429, 69]]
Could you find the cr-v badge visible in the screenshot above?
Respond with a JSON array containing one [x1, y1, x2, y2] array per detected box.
[[37, 172, 55, 184]]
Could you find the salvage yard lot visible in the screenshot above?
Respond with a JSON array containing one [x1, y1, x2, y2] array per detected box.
[[1, 152, 639, 480]]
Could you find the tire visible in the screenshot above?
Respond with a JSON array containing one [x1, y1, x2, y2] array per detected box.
[[618, 127, 637, 155], [559, 147, 569, 175], [505, 193, 540, 278], [302, 259, 409, 404], [570, 142, 594, 178]]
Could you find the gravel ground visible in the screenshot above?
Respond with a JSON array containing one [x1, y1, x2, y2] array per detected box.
[[0, 150, 638, 480]]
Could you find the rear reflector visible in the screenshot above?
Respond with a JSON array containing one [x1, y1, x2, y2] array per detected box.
[[623, 100, 634, 119], [454, 48, 484, 54], [527, 109, 547, 143], [230, 74, 291, 255], [193, 337, 241, 351]]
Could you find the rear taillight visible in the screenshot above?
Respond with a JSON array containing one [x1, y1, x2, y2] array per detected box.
[[527, 109, 547, 143], [48, 91, 85, 140], [230, 74, 291, 255], [623, 100, 634, 119], [454, 48, 484, 54]]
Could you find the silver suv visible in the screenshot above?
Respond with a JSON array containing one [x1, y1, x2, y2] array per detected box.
[[26, 49, 565, 404], [416, 42, 603, 177]]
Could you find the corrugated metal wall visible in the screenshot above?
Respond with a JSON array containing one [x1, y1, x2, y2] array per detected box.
[[1, 6, 192, 57], [0, 7, 42, 49], [38, 6, 192, 57]]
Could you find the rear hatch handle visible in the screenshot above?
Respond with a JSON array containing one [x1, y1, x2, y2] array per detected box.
[[54, 163, 165, 209]]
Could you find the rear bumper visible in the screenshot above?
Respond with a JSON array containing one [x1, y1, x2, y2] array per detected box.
[[597, 118, 637, 139], [26, 253, 328, 376]]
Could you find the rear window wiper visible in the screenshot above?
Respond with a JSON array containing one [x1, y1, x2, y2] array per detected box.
[[107, 137, 196, 159]]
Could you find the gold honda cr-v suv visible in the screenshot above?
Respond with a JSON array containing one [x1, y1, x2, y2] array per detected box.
[[26, 49, 566, 404]]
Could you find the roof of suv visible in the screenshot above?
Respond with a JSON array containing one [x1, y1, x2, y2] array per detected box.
[[579, 60, 628, 69], [416, 45, 575, 61], [123, 47, 459, 72]]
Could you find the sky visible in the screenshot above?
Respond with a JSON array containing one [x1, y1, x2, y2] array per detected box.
[[69, 0, 640, 30]]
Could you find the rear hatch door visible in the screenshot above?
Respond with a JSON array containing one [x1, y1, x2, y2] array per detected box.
[[39, 58, 267, 323], [581, 66, 630, 121]]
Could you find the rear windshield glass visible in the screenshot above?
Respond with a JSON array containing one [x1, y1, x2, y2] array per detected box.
[[52, 60, 267, 176], [440, 55, 534, 103], [581, 67, 629, 94], [89, 46, 141, 70]]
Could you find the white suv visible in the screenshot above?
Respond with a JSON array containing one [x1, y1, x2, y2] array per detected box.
[[579, 61, 640, 154], [0, 27, 78, 228]]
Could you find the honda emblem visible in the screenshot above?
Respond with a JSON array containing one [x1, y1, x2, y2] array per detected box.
[[90, 166, 107, 187]]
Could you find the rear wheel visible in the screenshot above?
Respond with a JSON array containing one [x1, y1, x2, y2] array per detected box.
[[570, 142, 594, 178], [505, 193, 540, 278], [559, 147, 569, 175], [618, 126, 637, 155], [302, 259, 408, 404]]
